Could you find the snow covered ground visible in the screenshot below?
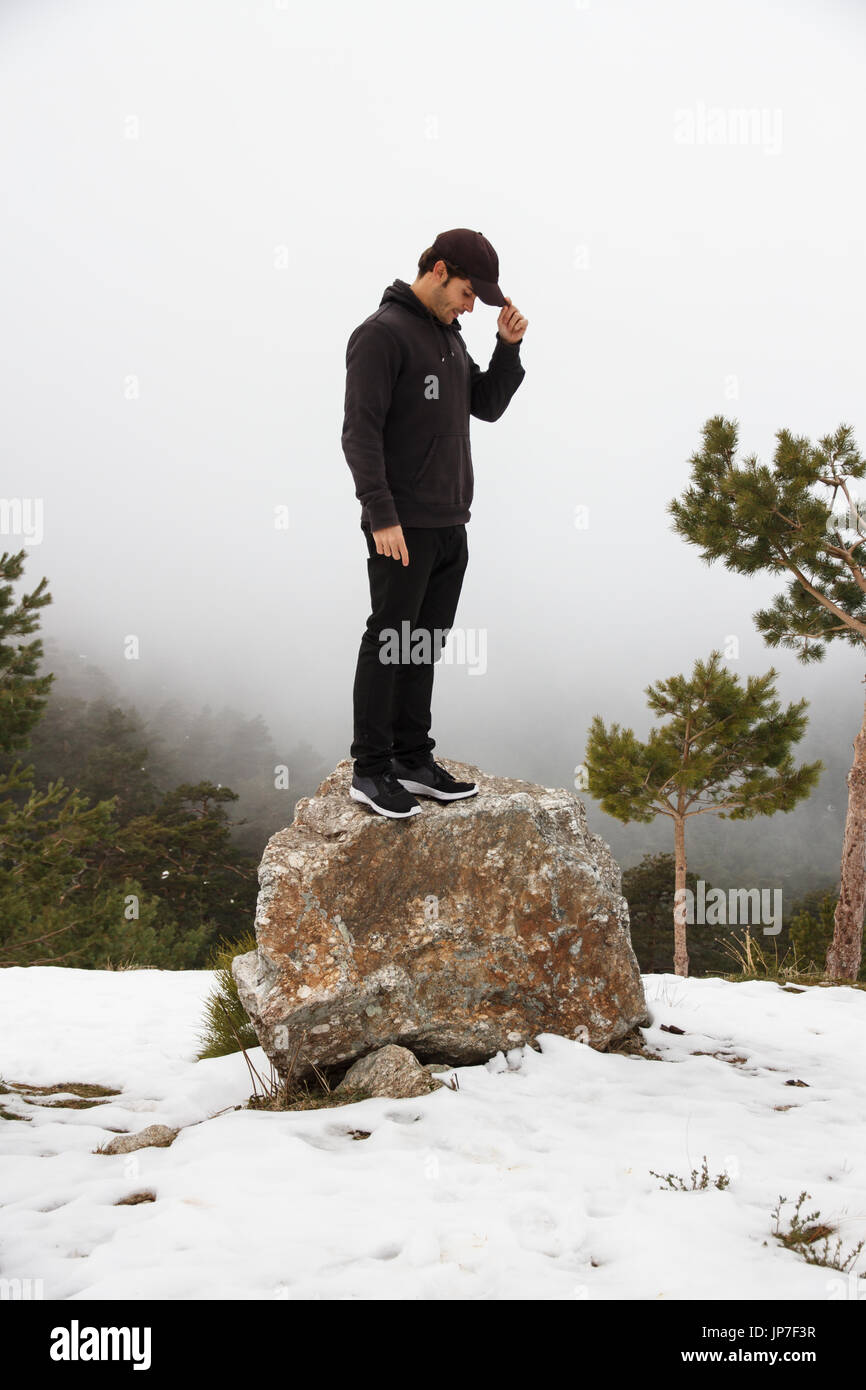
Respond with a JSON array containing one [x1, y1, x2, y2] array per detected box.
[[0, 966, 864, 1301]]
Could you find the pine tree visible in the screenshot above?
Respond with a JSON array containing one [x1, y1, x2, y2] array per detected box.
[[0, 550, 117, 965], [669, 417, 866, 979], [13, 695, 158, 823], [0, 549, 54, 753], [104, 780, 258, 946], [584, 650, 822, 976], [0, 552, 259, 967], [789, 888, 852, 976], [622, 852, 732, 976]]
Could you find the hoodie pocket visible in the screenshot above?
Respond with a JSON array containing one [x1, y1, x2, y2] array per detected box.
[[413, 434, 473, 508]]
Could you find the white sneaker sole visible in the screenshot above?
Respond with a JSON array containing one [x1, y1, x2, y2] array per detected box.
[[395, 778, 478, 801], [350, 786, 422, 818]]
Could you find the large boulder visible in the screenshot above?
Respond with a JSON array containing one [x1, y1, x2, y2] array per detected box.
[[233, 758, 649, 1081]]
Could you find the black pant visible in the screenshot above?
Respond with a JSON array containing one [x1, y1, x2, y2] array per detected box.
[[351, 524, 469, 777]]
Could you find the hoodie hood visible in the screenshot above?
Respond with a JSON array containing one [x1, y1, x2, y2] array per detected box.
[[380, 278, 459, 361], [342, 276, 526, 532]]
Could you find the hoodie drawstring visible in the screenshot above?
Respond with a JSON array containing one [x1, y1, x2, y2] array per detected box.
[[434, 318, 454, 363], [380, 280, 456, 362]]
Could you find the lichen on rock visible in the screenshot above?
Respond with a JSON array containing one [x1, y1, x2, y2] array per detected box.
[[233, 758, 649, 1081]]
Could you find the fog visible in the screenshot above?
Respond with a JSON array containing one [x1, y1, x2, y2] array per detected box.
[[3, 0, 866, 885]]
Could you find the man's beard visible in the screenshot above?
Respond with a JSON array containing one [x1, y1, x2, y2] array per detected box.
[[432, 281, 457, 323]]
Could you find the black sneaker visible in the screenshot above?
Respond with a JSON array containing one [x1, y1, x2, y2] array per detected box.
[[350, 768, 422, 818], [392, 756, 478, 801]]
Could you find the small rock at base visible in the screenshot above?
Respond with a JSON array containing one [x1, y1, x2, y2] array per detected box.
[[335, 1045, 445, 1099], [100, 1124, 179, 1155]]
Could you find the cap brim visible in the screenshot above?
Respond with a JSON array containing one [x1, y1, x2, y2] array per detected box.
[[470, 278, 506, 307]]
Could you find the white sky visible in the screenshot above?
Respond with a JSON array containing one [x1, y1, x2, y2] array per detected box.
[[2, 0, 865, 805]]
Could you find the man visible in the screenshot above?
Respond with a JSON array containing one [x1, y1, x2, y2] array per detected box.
[[342, 228, 528, 818]]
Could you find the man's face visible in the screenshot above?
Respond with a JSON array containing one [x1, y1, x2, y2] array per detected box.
[[430, 266, 476, 324]]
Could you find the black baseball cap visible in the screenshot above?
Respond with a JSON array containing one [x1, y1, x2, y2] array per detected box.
[[429, 228, 507, 307]]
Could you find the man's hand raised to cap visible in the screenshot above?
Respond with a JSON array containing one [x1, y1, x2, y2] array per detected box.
[[497, 296, 528, 344], [372, 523, 409, 565]]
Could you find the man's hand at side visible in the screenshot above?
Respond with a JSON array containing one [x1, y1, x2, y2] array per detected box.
[[372, 524, 410, 565]]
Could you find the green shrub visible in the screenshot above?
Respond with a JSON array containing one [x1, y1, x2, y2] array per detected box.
[[196, 931, 259, 1059]]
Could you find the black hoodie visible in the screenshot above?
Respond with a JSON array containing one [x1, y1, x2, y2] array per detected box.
[[341, 278, 525, 531]]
